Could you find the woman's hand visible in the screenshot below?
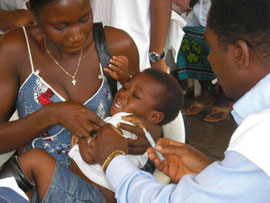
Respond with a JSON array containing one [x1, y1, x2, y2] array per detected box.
[[147, 138, 211, 182], [104, 55, 130, 85], [46, 101, 105, 139], [118, 115, 162, 155]]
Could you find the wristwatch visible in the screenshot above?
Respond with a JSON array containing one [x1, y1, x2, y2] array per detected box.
[[149, 51, 165, 63]]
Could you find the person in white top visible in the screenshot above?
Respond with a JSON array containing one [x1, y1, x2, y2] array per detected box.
[[90, 0, 172, 72]]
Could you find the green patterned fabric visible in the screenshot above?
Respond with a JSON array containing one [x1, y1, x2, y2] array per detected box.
[[176, 27, 216, 82]]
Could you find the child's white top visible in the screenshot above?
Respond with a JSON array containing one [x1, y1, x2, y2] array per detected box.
[[68, 112, 148, 191]]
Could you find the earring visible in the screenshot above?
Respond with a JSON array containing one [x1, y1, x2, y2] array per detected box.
[[33, 18, 37, 25]]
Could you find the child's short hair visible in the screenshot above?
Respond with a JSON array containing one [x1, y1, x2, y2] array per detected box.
[[142, 68, 184, 125]]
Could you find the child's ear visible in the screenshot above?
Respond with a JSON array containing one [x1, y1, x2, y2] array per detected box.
[[147, 111, 164, 125]]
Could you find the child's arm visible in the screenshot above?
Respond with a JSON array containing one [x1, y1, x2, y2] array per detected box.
[[104, 55, 131, 85]]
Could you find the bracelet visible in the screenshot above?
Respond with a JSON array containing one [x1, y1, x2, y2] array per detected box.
[[102, 150, 126, 173]]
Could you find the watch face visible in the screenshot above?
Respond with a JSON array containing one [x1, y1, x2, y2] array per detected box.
[[149, 51, 165, 62], [149, 52, 159, 62]]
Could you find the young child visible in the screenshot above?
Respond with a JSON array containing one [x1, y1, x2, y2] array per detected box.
[[0, 68, 184, 203]]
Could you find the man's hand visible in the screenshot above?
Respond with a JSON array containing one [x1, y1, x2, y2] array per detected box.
[[118, 115, 162, 155], [147, 138, 211, 182], [89, 124, 128, 166]]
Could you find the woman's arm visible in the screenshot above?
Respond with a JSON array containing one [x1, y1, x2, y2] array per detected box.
[[0, 30, 51, 152]]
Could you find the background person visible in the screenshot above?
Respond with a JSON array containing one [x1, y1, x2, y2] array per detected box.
[[174, 0, 235, 122], [90, 0, 172, 72]]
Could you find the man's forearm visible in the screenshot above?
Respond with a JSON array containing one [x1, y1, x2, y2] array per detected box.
[[0, 9, 33, 31]]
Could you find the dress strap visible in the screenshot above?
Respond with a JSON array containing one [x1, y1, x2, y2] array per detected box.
[[21, 26, 35, 73], [93, 22, 117, 96]]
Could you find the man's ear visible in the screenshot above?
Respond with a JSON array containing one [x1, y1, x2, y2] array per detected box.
[[234, 40, 250, 69], [147, 111, 164, 125]]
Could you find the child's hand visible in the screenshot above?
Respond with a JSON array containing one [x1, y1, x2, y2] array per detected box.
[[104, 55, 130, 85], [71, 135, 79, 147]]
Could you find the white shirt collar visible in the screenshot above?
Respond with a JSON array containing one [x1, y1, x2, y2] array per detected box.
[[231, 73, 270, 125]]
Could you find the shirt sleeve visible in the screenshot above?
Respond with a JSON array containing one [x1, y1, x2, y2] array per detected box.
[[106, 151, 270, 203]]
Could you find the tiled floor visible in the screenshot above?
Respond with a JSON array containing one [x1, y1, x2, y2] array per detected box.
[[183, 90, 237, 162]]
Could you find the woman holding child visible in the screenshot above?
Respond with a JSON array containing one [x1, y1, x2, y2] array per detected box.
[[0, 0, 143, 201], [0, 0, 141, 165], [0, 0, 183, 201]]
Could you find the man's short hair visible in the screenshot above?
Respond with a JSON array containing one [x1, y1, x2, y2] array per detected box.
[[209, 0, 270, 58], [142, 68, 184, 125]]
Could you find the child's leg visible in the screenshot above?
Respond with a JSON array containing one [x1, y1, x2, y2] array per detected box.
[[17, 149, 56, 201]]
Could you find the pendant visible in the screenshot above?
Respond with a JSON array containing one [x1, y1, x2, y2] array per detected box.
[[72, 79, 76, 86]]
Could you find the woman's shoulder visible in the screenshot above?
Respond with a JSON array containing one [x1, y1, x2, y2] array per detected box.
[[103, 25, 138, 56], [0, 27, 26, 50], [0, 25, 41, 51], [0, 27, 29, 67], [0, 25, 42, 70], [103, 26, 135, 47], [0, 25, 42, 60], [103, 25, 130, 36], [103, 25, 139, 74]]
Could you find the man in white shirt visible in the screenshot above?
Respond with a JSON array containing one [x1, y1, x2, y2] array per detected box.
[[90, 0, 270, 202], [0, 0, 33, 34]]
